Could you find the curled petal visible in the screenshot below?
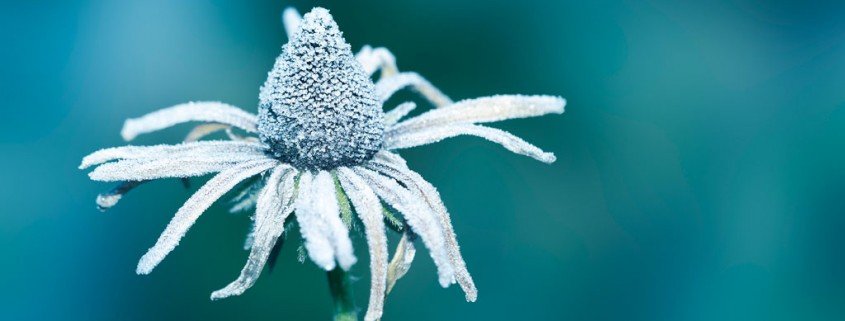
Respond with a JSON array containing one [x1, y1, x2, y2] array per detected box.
[[384, 102, 416, 126], [386, 231, 416, 294], [385, 124, 556, 163], [355, 45, 398, 77], [337, 168, 388, 321], [371, 158, 478, 302], [375, 72, 452, 107], [210, 165, 297, 300], [95, 180, 146, 211], [121, 102, 257, 141], [354, 167, 455, 287], [136, 159, 277, 275], [389, 95, 565, 134]]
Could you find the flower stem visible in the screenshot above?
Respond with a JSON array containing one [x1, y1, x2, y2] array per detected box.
[[327, 268, 358, 321]]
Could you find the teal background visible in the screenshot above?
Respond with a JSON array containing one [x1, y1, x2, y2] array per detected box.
[[3, 0, 845, 320]]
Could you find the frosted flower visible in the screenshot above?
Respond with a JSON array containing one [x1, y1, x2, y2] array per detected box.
[[80, 7, 564, 321]]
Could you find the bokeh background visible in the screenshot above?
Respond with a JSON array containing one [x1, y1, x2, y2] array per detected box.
[[3, 0, 845, 320]]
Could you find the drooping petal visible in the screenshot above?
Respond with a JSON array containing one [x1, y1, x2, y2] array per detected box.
[[370, 156, 478, 302], [337, 168, 387, 321], [386, 231, 416, 294], [385, 124, 556, 163], [210, 165, 297, 300], [136, 159, 277, 275], [384, 102, 416, 126], [121, 102, 257, 141], [374, 72, 452, 107], [282, 7, 302, 39], [389, 95, 565, 134], [80, 141, 263, 169], [354, 167, 455, 287], [295, 172, 357, 271], [95, 180, 146, 211], [88, 152, 270, 182], [294, 172, 334, 270]]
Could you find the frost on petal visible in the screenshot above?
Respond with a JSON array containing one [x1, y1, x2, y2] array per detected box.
[[282, 7, 302, 39], [95, 180, 146, 211], [210, 165, 297, 300], [121, 102, 257, 141], [385, 124, 556, 164], [355, 45, 397, 77], [136, 159, 277, 275], [229, 178, 265, 214], [384, 102, 416, 126], [386, 231, 416, 294], [88, 152, 270, 182], [354, 167, 455, 287], [374, 72, 452, 107], [80, 141, 263, 169], [295, 171, 357, 271], [389, 95, 565, 134], [337, 168, 387, 321], [371, 160, 478, 302]]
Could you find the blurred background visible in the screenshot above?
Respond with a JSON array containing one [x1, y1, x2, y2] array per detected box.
[[3, 0, 845, 320]]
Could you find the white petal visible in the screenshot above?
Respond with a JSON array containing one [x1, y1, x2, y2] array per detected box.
[[121, 102, 257, 141], [88, 153, 269, 182], [389, 95, 565, 134], [386, 232, 416, 294], [210, 165, 297, 300], [385, 124, 556, 163], [354, 167, 455, 287], [355, 45, 397, 77], [294, 172, 335, 270], [296, 172, 357, 271], [384, 102, 416, 126], [337, 168, 387, 321], [136, 159, 277, 275], [80, 141, 262, 169], [374, 72, 452, 107], [370, 159, 478, 302], [283, 7, 302, 39]]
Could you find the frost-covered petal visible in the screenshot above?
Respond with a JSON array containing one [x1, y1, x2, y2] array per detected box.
[[355, 45, 397, 77], [210, 165, 297, 300], [95, 180, 146, 211], [80, 141, 263, 169], [385, 124, 556, 163], [375, 72, 452, 107], [371, 155, 477, 301], [354, 167, 455, 287], [282, 7, 302, 39], [136, 159, 277, 275], [121, 102, 257, 141], [295, 171, 357, 270], [384, 102, 416, 126], [337, 168, 387, 321], [389, 95, 565, 134], [386, 231, 416, 294], [87, 152, 270, 182]]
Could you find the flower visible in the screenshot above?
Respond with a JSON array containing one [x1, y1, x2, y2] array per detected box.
[[80, 7, 565, 321]]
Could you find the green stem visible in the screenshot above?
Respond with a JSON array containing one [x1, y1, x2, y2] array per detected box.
[[327, 268, 358, 321]]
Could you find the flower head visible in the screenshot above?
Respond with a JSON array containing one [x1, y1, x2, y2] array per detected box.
[[80, 7, 565, 321]]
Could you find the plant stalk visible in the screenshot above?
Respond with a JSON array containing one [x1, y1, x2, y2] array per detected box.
[[327, 268, 358, 321]]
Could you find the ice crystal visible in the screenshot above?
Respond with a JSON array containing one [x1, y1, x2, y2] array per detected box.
[[258, 8, 384, 170]]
